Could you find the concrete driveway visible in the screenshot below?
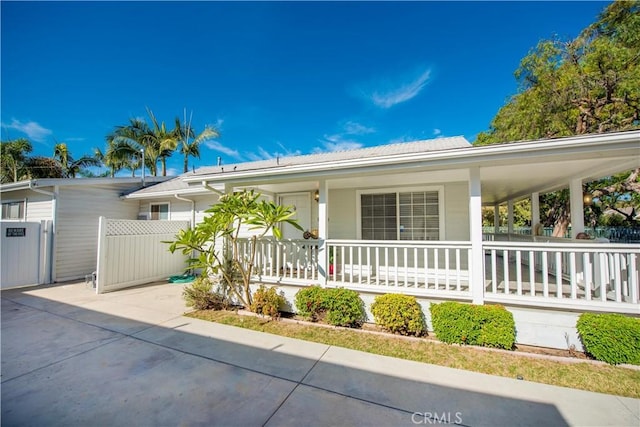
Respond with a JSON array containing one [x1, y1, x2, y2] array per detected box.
[[2, 281, 639, 426]]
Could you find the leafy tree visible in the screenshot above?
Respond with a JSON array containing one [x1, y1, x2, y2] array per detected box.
[[1, 138, 33, 183], [23, 156, 64, 179], [475, 1, 640, 231], [167, 190, 302, 307]]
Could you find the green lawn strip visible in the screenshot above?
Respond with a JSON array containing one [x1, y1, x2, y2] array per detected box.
[[185, 310, 640, 399]]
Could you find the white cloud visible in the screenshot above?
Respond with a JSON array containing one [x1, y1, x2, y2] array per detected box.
[[64, 137, 86, 142], [433, 128, 441, 136], [343, 121, 375, 135], [165, 168, 179, 176], [2, 119, 53, 142], [245, 144, 302, 161], [387, 135, 415, 145], [359, 67, 432, 109], [314, 134, 363, 153], [204, 140, 242, 159]]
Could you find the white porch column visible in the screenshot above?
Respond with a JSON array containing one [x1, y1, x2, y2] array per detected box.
[[569, 178, 585, 238], [468, 167, 485, 305], [317, 180, 328, 286], [493, 205, 500, 234], [507, 200, 514, 234], [531, 192, 540, 234]]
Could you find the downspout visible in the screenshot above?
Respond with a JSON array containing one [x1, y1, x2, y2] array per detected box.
[[28, 182, 57, 283], [174, 194, 195, 229]]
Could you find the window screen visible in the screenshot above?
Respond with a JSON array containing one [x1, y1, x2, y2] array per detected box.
[[1, 201, 25, 220], [150, 203, 169, 220], [361, 191, 439, 240]]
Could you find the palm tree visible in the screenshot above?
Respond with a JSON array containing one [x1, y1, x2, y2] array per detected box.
[[107, 118, 159, 176], [107, 110, 177, 177], [145, 108, 178, 176], [53, 143, 101, 178], [174, 111, 220, 173], [1, 138, 33, 183], [94, 140, 140, 177]]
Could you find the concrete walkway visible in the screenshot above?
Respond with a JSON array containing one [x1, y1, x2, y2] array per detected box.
[[1, 281, 638, 427]]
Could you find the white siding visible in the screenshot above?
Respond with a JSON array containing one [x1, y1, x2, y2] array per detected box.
[[328, 189, 357, 239], [55, 185, 139, 281], [444, 182, 470, 241]]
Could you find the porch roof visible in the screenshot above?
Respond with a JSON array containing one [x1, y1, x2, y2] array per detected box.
[[185, 130, 640, 205]]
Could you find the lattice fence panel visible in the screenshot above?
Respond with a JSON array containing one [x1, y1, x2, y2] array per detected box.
[[106, 219, 189, 236]]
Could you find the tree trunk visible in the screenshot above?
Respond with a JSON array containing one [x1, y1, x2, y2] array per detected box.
[[184, 155, 189, 174]]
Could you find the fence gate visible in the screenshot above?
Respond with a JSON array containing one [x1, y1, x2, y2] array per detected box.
[[95, 217, 190, 294], [1, 221, 52, 289]]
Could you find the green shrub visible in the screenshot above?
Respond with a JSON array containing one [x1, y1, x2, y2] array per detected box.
[[294, 286, 365, 327], [324, 287, 366, 327], [576, 313, 640, 365], [371, 294, 426, 336], [430, 302, 515, 349], [250, 285, 285, 319], [182, 276, 228, 310], [294, 285, 328, 321]]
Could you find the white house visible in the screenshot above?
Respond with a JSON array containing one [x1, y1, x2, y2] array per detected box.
[[123, 130, 640, 350], [0, 176, 169, 288]]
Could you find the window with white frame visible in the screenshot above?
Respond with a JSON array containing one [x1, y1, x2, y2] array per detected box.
[[360, 189, 441, 240], [1, 200, 25, 220], [150, 203, 169, 220]]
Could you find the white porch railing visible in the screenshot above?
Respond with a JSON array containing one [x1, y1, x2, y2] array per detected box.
[[483, 240, 639, 312], [239, 238, 319, 283], [241, 236, 639, 314], [326, 240, 472, 298]]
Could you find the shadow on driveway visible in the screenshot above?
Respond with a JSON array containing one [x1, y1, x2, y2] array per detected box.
[[0, 282, 622, 426]]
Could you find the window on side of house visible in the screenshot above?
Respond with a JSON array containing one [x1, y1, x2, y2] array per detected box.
[[1, 200, 25, 220], [150, 203, 170, 220], [360, 190, 440, 240]]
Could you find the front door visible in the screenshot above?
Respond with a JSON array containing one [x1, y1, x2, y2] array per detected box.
[[280, 193, 311, 239]]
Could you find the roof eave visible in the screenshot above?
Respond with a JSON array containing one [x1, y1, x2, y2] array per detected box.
[[187, 131, 640, 184]]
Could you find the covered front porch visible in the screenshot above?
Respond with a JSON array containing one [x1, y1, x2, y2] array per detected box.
[[192, 131, 640, 315]]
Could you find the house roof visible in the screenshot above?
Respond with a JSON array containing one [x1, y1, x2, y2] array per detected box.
[[123, 136, 470, 199], [185, 136, 471, 181], [122, 130, 639, 204], [0, 176, 171, 194]]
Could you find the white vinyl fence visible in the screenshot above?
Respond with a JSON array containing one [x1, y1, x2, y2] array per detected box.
[[95, 217, 189, 294]]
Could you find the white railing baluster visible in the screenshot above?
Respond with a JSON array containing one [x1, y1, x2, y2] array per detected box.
[[584, 252, 592, 301], [503, 249, 510, 295], [456, 248, 461, 292], [529, 250, 535, 296], [614, 253, 622, 303], [414, 248, 419, 288], [403, 247, 408, 287], [445, 248, 450, 291], [424, 247, 429, 289], [516, 250, 522, 296], [630, 254, 638, 304], [491, 249, 497, 294], [570, 252, 577, 300], [556, 252, 563, 299], [542, 251, 549, 298], [434, 249, 439, 290]]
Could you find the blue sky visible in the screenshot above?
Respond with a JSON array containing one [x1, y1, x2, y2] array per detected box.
[[2, 1, 610, 176]]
